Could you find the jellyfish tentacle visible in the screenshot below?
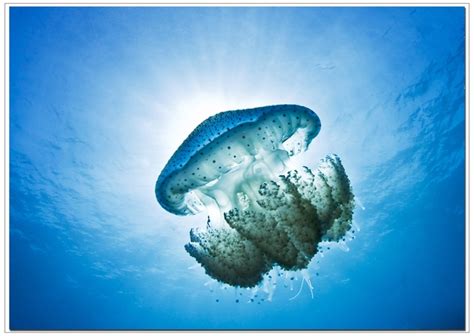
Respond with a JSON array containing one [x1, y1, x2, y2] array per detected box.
[[289, 278, 305, 301]]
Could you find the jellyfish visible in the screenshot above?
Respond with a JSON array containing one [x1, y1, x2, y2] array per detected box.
[[155, 104, 355, 289]]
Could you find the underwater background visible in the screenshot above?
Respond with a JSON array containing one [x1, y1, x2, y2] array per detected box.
[[9, 6, 465, 330]]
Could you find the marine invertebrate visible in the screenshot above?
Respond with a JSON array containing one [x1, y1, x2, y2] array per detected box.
[[156, 104, 354, 288]]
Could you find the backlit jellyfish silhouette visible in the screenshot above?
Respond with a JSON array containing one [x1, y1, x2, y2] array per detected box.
[[155, 104, 355, 297]]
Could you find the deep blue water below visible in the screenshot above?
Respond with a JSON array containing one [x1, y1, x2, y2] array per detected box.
[[9, 6, 465, 330]]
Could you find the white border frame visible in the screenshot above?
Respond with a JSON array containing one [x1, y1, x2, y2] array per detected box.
[[1, 2, 470, 335]]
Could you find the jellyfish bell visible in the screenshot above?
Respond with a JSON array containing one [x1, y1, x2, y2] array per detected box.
[[155, 104, 355, 291], [155, 104, 321, 222]]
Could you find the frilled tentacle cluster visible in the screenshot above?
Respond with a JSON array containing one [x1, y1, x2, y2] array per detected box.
[[185, 154, 355, 287], [185, 227, 271, 287]]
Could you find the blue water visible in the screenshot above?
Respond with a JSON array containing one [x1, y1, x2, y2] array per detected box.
[[9, 6, 465, 330]]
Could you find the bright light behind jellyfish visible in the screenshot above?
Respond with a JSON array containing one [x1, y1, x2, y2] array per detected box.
[[155, 104, 355, 295]]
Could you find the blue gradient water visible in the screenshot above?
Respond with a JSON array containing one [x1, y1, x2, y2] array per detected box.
[[9, 7, 465, 330]]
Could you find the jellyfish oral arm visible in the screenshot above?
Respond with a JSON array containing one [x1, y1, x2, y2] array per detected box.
[[191, 148, 290, 226]]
